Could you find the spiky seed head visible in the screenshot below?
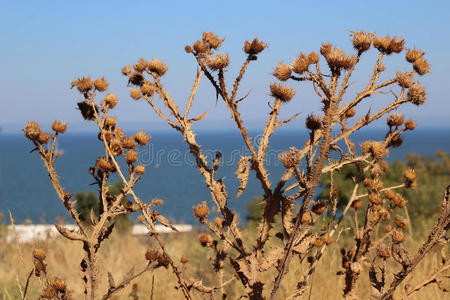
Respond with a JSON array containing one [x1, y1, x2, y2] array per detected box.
[[135, 165, 145, 175], [384, 225, 393, 233], [33, 248, 47, 261], [24, 121, 41, 140], [395, 71, 413, 88], [301, 212, 312, 224], [157, 254, 170, 268], [214, 217, 224, 229], [121, 65, 132, 76], [326, 47, 356, 70], [151, 198, 164, 206], [114, 127, 125, 139], [313, 238, 324, 248], [123, 136, 137, 149], [392, 230, 404, 243], [389, 135, 403, 148], [377, 64, 386, 72], [279, 147, 301, 168], [305, 114, 322, 131], [135, 130, 150, 145], [394, 215, 408, 229], [391, 193, 407, 208], [323, 236, 333, 245], [387, 113, 404, 127], [105, 117, 117, 127], [373, 35, 391, 54], [413, 57, 430, 75], [352, 199, 363, 209], [269, 82, 295, 102], [184, 45, 193, 53], [109, 139, 123, 156], [405, 119, 417, 130], [345, 107, 356, 118], [403, 168, 417, 188], [130, 88, 141, 100], [38, 132, 50, 144], [308, 51, 319, 64], [94, 77, 109, 92], [103, 93, 118, 108], [72, 77, 94, 93], [378, 160, 389, 171], [133, 58, 148, 72], [198, 233, 213, 247], [193, 40, 210, 53], [389, 36, 405, 53], [351, 31, 372, 52], [52, 120, 67, 134], [50, 278, 67, 291], [320, 42, 332, 57], [41, 286, 56, 299], [243, 38, 268, 54], [272, 62, 292, 81], [405, 48, 424, 63], [292, 53, 310, 74], [128, 72, 145, 86], [145, 249, 160, 261], [361, 141, 388, 160], [368, 194, 383, 205], [193, 201, 209, 220], [147, 59, 168, 76], [180, 255, 189, 264], [376, 245, 391, 258], [125, 150, 138, 164], [96, 157, 115, 172], [364, 178, 383, 191], [202, 31, 225, 49], [407, 84, 426, 105], [312, 202, 325, 215], [141, 82, 155, 96], [77, 100, 98, 121], [206, 53, 229, 70]]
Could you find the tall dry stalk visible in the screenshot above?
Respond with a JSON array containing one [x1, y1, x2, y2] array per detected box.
[[22, 31, 449, 299]]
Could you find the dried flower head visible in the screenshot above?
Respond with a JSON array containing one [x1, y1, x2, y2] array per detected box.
[[368, 194, 383, 205], [121, 65, 132, 76], [157, 254, 170, 268], [125, 150, 138, 164], [33, 248, 47, 261], [193, 40, 210, 53], [94, 77, 109, 92], [145, 249, 160, 261], [389, 36, 405, 53], [385, 225, 393, 233], [207, 53, 230, 70], [405, 48, 424, 63], [114, 127, 125, 139], [370, 164, 384, 178], [50, 278, 67, 291], [396, 71, 413, 88], [135, 165, 145, 175], [302, 212, 312, 224], [269, 82, 295, 102], [103, 93, 118, 108], [323, 236, 333, 245], [151, 198, 164, 206], [413, 57, 430, 75], [272, 62, 292, 81], [130, 87, 141, 100], [202, 31, 225, 49], [135, 130, 151, 145], [308, 51, 319, 64], [199, 233, 213, 247], [35, 260, 45, 272], [214, 217, 224, 229], [405, 119, 417, 130], [305, 114, 322, 131], [184, 45, 193, 53], [279, 147, 301, 168], [312, 202, 325, 215], [243, 38, 268, 54], [24, 121, 41, 140], [109, 139, 122, 156], [128, 72, 145, 86], [123, 136, 137, 149], [345, 107, 356, 118], [96, 157, 116, 172], [72, 77, 94, 93], [360, 141, 389, 160], [180, 254, 189, 264], [41, 286, 56, 299], [395, 215, 408, 229], [379, 160, 389, 171], [373, 35, 391, 54], [320, 42, 332, 57], [392, 230, 404, 243], [77, 100, 98, 121], [38, 132, 50, 144], [52, 120, 67, 134], [351, 31, 372, 53], [326, 47, 356, 70], [105, 116, 117, 127], [387, 113, 404, 127], [364, 178, 384, 191], [313, 238, 324, 248], [292, 53, 310, 74], [193, 201, 209, 220], [147, 59, 168, 77], [407, 84, 426, 105], [141, 82, 155, 96], [376, 245, 391, 258], [134, 58, 148, 72], [403, 168, 417, 188]]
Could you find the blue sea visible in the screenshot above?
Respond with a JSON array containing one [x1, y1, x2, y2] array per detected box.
[[1, 128, 449, 224]]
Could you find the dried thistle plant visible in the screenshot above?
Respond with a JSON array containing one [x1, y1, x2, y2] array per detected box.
[[23, 30, 449, 300]]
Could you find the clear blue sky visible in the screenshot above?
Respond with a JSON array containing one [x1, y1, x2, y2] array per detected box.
[[1, 0, 449, 133]]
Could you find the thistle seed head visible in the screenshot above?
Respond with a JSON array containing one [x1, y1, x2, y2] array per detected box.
[[38, 132, 50, 144], [133, 58, 148, 72], [130, 88, 141, 100], [403, 168, 417, 188], [202, 31, 225, 49], [193, 201, 209, 220], [72, 77, 93, 93], [193, 40, 210, 53], [123, 136, 137, 149], [33, 248, 47, 261], [94, 77, 109, 92], [351, 31, 372, 53], [405, 119, 417, 130], [128, 72, 145, 86], [376, 245, 391, 258], [96, 157, 115, 172], [214, 217, 224, 229], [41, 286, 56, 299], [272, 62, 292, 81], [326, 47, 356, 70], [361, 141, 389, 160], [24, 121, 41, 140], [269, 82, 295, 102], [103, 93, 118, 108], [413, 57, 430, 75], [125, 150, 138, 164], [243, 38, 267, 55], [147, 59, 168, 77], [141, 82, 155, 96], [77, 100, 98, 121], [105, 116, 117, 128], [320, 42, 332, 57], [121, 65, 132, 76], [407, 84, 426, 105], [50, 278, 67, 292], [389, 36, 405, 53], [292, 53, 310, 74], [52, 120, 67, 134], [134, 130, 151, 145], [387, 113, 404, 127], [394, 215, 408, 229], [135, 165, 145, 175], [368, 194, 383, 205], [198, 233, 213, 247], [405, 48, 424, 63], [392, 230, 404, 243], [395, 71, 413, 88], [145, 249, 160, 261], [308, 51, 319, 64], [279, 147, 301, 168], [305, 114, 322, 131], [373, 35, 391, 54], [206, 53, 230, 70], [109, 139, 123, 156]]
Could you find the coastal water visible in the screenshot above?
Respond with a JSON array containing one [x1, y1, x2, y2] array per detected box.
[[1, 128, 449, 224]]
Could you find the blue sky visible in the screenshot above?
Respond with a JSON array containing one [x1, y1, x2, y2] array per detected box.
[[1, 0, 449, 133]]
